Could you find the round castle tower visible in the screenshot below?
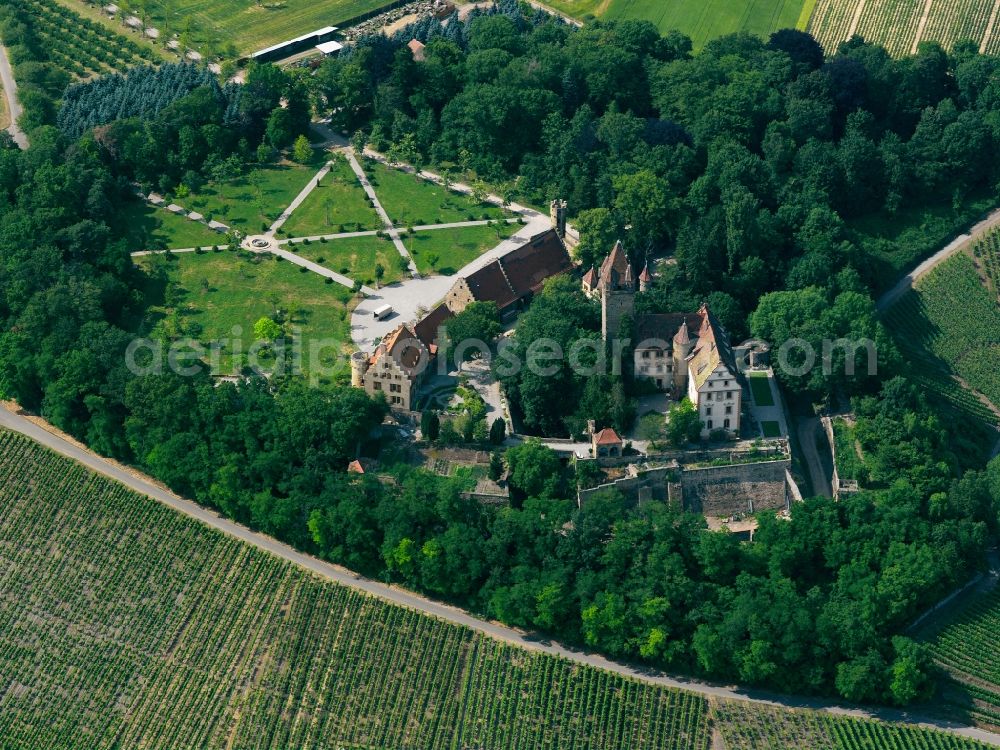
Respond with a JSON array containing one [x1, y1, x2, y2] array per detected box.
[[351, 351, 369, 388]]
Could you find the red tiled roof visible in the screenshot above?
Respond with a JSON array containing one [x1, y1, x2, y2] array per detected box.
[[582, 266, 598, 287], [413, 303, 453, 354], [347, 459, 364, 474], [639, 263, 651, 282], [633, 313, 702, 345], [598, 240, 632, 288], [593, 427, 622, 445], [462, 229, 571, 311]]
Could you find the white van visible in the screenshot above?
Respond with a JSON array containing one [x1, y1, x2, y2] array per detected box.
[[373, 304, 393, 321]]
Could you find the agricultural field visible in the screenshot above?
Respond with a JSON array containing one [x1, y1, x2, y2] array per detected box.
[[882, 252, 1000, 428], [368, 161, 506, 228], [541, 0, 808, 49], [404, 222, 517, 275], [0, 429, 712, 750], [116, 201, 225, 252], [279, 154, 380, 238], [919, 587, 1000, 729], [972, 225, 1000, 296], [284, 234, 406, 286], [8, 0, 160, 78], [713, 700, 993, 749], [808, 0, 1000, 57], [135, 250, 355, 376], [180, 160, 320, 235], [84, 0, 389, 56]]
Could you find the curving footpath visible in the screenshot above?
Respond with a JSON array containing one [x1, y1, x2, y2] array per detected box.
[[1, 401, 999, 746], [0, 43, 27, 149]]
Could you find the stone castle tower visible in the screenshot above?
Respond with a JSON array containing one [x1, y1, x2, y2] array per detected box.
[[672, 320, 695, 393], [350, 350, 369, 388], [596, 240, 635, 343]]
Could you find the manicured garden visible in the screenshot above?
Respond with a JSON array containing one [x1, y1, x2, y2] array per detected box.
[[404, 223, 517, 275], [748, 371, 775, 406], [279, 154, 380, 237], [367, 161, 506, 227], [116, 201, 224, 252], [181, 159, 321, 233], [136, 250, 354, 375], [285, 235, 406, 286], [760, 420, 781, 438]]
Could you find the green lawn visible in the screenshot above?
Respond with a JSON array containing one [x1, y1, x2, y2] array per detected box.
[[116, 201, 224, 252], [136, 251, 355, 380], [79, 0, 389, 55], [367, 161, 505, 227], [761, 420, 781, 438], [636, 411, 667, 441], [281, 155, 380, 237], [543, 0, 805, 49], [748, 371, 775, 406], [181, 159, 320, 235], [404, 224, 516, 275], [285, 235, 406, 286]]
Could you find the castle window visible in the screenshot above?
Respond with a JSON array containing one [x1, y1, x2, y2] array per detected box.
[[642, 351, 650, 359], [707, 419, 714, 429], [725, 405, 733, 415], [706, 406, 713, 416], [374, 381, 382, 390], [724, 418, 730, 428]]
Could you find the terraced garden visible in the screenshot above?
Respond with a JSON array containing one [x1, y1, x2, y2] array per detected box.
[[882, 252, 1000, 428], [0, 429, 713, 750], [8, 0, 160, 78]]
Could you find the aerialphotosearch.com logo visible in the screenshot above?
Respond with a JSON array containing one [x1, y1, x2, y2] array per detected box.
[[124, 326, 879, 383]]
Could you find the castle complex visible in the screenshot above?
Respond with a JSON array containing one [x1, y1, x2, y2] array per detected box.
[[584, 242, 744, 438]]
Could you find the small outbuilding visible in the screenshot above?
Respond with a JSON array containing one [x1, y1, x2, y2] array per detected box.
[[592, 427, 623, 458]]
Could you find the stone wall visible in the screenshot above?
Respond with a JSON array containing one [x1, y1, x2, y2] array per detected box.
[[680, 459, 791, 516]]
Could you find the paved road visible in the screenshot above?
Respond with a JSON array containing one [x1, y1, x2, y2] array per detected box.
[[0, 43, 27, 149], [267, 159, 334, 236], [796, 416, 833, 499], [2, 402, 999, 745], [877, 204, 1000, 312]]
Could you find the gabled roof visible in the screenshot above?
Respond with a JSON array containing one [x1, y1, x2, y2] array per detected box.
[[633, 313, 702, 346], [598, 240, 632, 288], [413, 303, 453, 355], [593, 427, 622, 445], [687, 303, 739, 390], [371, 323, 429, 375], [459, 229, 571, 311]]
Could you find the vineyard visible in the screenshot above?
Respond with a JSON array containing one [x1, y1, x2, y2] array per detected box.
[[807, 0, 1000, 57], [921, 587, 1000, 729], [713, 701, 994, 749], [8, 0, 159, 78], [882, 252, 1000, 428], [972, 226, 1000, 296], [0, 429, 711, 750]]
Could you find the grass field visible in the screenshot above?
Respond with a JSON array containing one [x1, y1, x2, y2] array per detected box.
[[0, 429, 713, 749], [542, 0, 806, 49], [285, 235, 405, 285], [761, 420, 781, 437], [116, 201, 224, 252], [882, 252, 1000, 428], [0, 428, 992, 749], [182, 160, 319, 235], [808, 0, 1000, 56], [749, 371, 775, 406], [404, 223, 516, 275], [280, 155, 380, 237], [136, 251, 355, 375], [368, 161, 506, 227], [95, 0, 389, 55]]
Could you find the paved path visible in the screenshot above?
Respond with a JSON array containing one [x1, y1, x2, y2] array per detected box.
[[911, 0, 934, 52], [0, 44, 27, 149], [847, 0, 868, 37], [267, 244, 375, 295], [267, 160, 334, 236], [342, 148, 418, 276], [797, 416, 833, 499], [131, 247, 201, 257], [2, 402, 999, 746], [877, 204, 1000, 312]]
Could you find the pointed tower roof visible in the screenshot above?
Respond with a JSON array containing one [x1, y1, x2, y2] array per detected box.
[[674, 320, 691, 345], [599, 240, 632, 288], [639, 263, 651, 283], [582, 266, 598, 288]]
